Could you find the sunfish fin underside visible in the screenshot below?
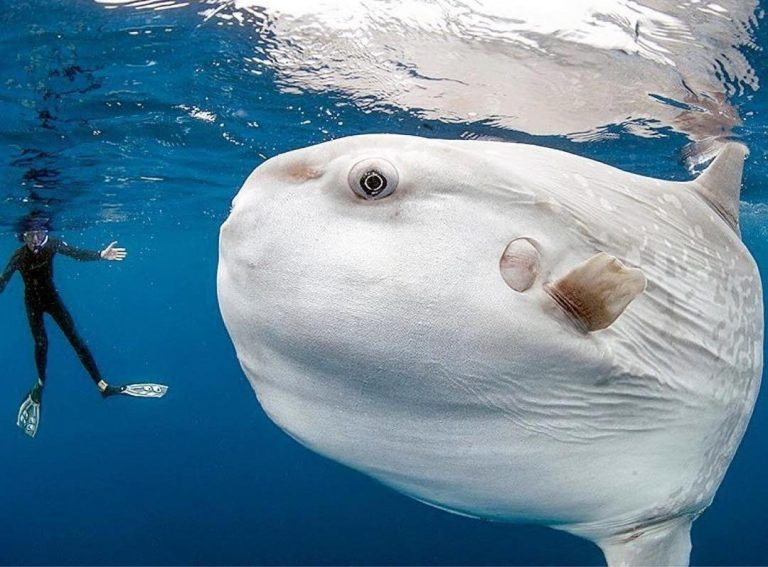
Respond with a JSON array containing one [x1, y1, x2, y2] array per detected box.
[[546, 252, 646, 332]]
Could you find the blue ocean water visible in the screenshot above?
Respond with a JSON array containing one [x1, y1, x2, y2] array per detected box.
[[0, 1, 766, 565]]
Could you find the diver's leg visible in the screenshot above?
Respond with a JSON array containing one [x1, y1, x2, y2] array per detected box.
[[48, 295, 104, 387], [25, 300, 47, 389], [19, 300, 45, 437], [48, 295, 168, 400]]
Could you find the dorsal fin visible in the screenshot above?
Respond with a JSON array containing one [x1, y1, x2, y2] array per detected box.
[[691, 142, 748, 232]]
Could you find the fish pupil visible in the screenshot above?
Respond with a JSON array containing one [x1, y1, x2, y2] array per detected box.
[[360, 170, 386, 196]]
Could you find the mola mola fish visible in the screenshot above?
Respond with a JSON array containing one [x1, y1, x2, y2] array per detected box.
[[217, 134, 763, 566]]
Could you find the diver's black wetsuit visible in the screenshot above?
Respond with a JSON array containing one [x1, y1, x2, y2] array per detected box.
[[0, 239, 103, 386]]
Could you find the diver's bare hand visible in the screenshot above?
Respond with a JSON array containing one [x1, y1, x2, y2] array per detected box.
[[100, 241, 127, 261]]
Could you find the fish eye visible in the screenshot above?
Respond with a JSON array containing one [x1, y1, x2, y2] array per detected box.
[[348, 158, 398, 200]]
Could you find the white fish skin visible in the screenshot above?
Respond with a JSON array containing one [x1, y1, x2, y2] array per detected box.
[[217, 135, 762, 566]]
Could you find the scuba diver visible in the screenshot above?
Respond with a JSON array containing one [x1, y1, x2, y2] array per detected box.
[[0, 226, 168, 438]]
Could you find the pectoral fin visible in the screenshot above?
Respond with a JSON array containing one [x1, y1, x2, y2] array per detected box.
[[546, 252, 646, 332]]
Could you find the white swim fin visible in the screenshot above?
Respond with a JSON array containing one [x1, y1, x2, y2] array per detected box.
[[17, 395, 41, 438], [120, 383, 168, 398]]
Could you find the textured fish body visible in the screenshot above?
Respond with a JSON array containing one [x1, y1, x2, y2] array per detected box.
[[217, 135, 762, 565]]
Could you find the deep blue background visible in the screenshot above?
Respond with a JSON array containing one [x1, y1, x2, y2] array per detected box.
[[0, 1, 766, 565]]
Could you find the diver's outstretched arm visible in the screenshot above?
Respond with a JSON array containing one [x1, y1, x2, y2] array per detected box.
[[54, 239, 126, 261], [0, 248, 22, 294], [54, 239, 101, 261]]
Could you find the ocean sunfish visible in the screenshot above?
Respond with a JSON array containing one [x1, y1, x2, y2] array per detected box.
[[217, 134, 763, 566]]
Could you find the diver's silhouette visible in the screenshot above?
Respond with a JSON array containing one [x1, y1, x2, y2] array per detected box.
[[0, 227, 167, 438]]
